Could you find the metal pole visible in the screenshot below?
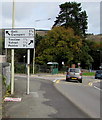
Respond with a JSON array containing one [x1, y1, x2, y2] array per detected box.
[[100, 51, 102, 69], [27, 49, 30, 94], [33, 29, 35, 74], [33, 48, 35, 74], [11, 0, 15, 95]]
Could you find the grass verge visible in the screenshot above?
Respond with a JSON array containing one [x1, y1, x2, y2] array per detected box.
[[82, 72, 95, 76]]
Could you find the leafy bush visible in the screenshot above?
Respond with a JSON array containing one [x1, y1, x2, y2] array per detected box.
[[15, 63, 26, 74], [2, 75, 6, 86]]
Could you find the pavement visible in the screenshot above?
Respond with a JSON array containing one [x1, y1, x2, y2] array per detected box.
[[2, 73, 98, 119], [2, 73, 66, 119], [0, 74, 2, 120]]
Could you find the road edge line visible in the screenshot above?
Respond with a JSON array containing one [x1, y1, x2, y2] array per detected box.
[[94, 86, 102, 91]]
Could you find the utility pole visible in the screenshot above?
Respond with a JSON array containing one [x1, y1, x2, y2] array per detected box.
[[11, 0, 15, 94], [33, 29, 35, 74]]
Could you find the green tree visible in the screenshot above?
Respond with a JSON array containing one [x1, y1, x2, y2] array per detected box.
[[36, 26, 82, 68], [85, 39, 101, 69], [35, 33, 45, 47], [0, 29, 5, 55], [79, 40, 94, 69], [53, 2, 88, 37]]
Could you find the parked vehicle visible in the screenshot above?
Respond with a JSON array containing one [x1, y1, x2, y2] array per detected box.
[[66, 68, 82, 83], [95, 70, 102, 79]]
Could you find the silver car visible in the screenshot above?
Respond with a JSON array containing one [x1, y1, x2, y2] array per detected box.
[[66, 68, 82, 83]]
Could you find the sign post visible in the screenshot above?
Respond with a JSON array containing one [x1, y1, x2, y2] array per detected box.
[[27, 49, 30, 94], [5, 28, 35, 95], [11, 49, 14, 94]]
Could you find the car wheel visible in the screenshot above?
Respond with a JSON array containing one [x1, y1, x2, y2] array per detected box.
[[66, 78, 68, 81], [66, 78, 69, 81], [79, 79, 82, 83]]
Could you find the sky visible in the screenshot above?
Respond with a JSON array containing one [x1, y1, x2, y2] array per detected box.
[[1, 0, 101, 35]]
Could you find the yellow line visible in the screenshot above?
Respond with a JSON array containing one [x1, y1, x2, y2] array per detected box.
[[56, 80, 61, 83], [88, 80, 100, 87], [55, 79, 64, 83], [88, 82, 93, 86]]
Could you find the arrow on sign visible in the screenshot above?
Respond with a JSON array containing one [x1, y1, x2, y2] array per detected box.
[[6, 31, 10, 36], [28, 40, 33, 45]]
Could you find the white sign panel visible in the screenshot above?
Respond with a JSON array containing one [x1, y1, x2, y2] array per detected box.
[[5, 28, 35, 49]]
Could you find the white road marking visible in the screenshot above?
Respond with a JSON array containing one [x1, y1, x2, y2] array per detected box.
[[53, 79, 58, 83], [94, 86, 102, 91]]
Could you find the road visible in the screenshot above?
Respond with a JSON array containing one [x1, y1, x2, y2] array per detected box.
[[3, 75, 91, 118], [93, 80, 102, 91], [54, 76, 101, 118]]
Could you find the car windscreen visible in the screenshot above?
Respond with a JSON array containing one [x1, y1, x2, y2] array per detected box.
[[69, 69, 80, 73], [96, 70, 102, 74]]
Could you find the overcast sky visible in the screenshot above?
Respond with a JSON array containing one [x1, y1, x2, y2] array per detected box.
[[1, 0, 101, 35]]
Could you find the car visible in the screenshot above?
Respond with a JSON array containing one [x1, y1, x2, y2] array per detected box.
[[66, 68, 82, 83], [95, 70, 102, 79]]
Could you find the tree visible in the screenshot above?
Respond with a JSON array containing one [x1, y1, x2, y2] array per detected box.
[[79, 40, 94, 69], [36, 26, 83, 68], [85, 39, 101, 70], [35, 33, 45, 47], [53, 2, 88, 37]]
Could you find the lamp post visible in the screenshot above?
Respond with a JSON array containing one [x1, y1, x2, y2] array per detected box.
[[97, 50, 102, 69], [32, 18, 51, 74], [23, 55, 25, 63], [99, 50, 102, 69], [23, 55, 26, 74], [11, 0, 15, 95]]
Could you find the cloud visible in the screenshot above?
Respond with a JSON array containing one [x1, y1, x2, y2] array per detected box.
[[81, 2, 100, 34], [2, 0, 102, 2], [1, 1, 100, 34], [2, 2, 60, 28]]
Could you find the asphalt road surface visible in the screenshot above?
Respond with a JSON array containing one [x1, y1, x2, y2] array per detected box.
[[3, 76, 91, 118], [54, 76, 101, 118], [93, 80, 102, 91]]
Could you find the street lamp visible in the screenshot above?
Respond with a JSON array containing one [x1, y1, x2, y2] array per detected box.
[[11, 0, 15, 95], [35, 18, 51, 22], [32, 18, 51, 74], [23, 55, 25, 63], [23, 55, 26, 74]]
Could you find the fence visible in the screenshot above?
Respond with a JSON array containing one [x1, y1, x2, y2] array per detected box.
[[14, 63, 51, 74], [14, 62, 70, 74]]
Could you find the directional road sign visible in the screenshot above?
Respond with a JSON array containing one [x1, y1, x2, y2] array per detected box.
[[5, 28, 35, 49]]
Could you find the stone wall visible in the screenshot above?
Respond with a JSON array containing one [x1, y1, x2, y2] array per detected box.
[[0, 55, 6, 63]]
